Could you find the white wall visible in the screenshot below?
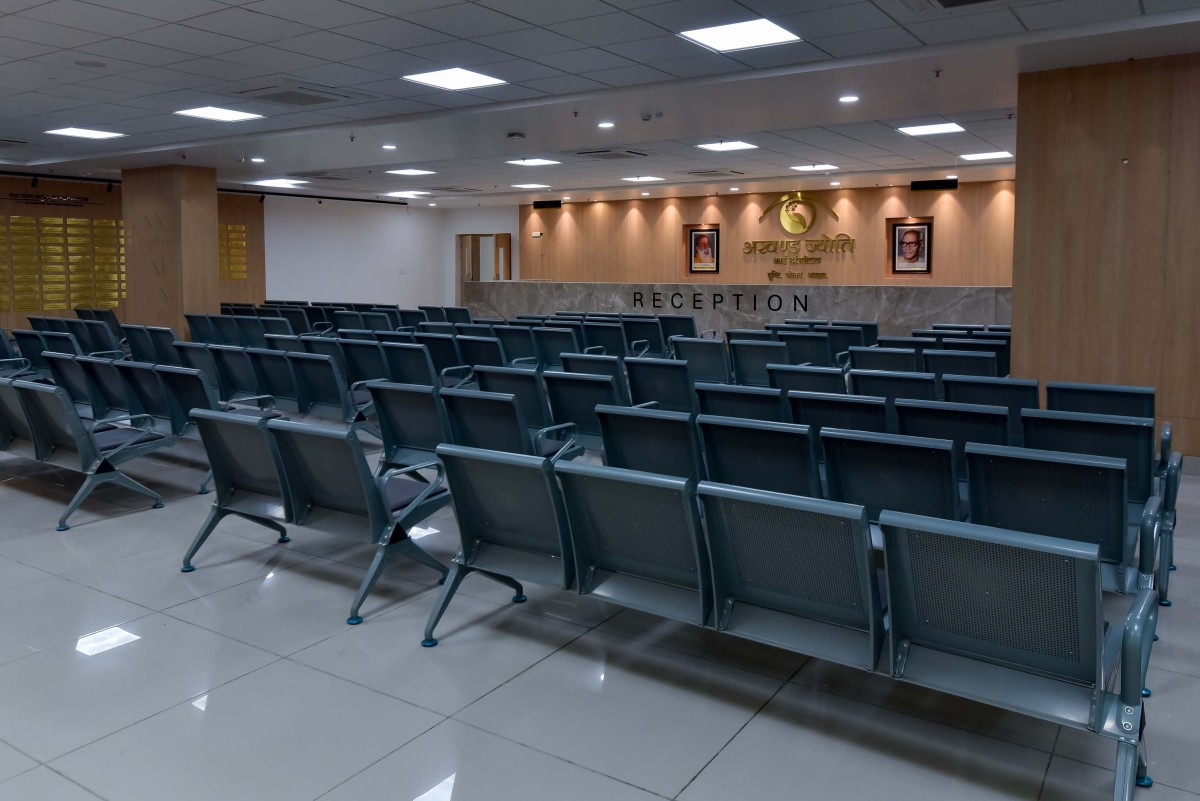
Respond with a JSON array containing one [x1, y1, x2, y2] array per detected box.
[[442, 205, 521, 282], [264, 195, 452, 305]]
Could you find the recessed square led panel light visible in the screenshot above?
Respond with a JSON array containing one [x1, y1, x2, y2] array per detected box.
[[506, 158, 560, 166], [253, 179, 308, 188], [45, 127, 124, 139], [76, 627, 140, 656], [839, 95, 859, 103], [386, 190, 430, 198], [512, 183, 551, 189], [403, 68, 505, 90], [386, 169, 435, 176], [897, 123, 964, 135], [791, 164, 838, 172], [680, 18, 800, 53], [621, 176, 664, 182], [960, 151, 1013, 161], [696, 141, 757, 151], [175, 106, 263, 122]]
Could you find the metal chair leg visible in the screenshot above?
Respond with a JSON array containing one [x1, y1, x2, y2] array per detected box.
[[422, 563, 468, 646], [394, 536, 450, 581], [347, 545, 391, 625], [199, 469, 213, 494], [181, 506, 227, 572], [106, 471, 164, 507], [58, 473, 102, 531]]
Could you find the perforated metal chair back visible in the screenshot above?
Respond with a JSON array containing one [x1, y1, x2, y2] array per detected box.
[[260, 317, 293, 338], [670, 337, 730, 384], [157, 365, 224, 435], [598, 405, 702, 482], [531, 327, 579, 370], [234, 316, 268, 348], [730, 340, 789, 387], [849, 369, 938, 402], [580, 322, 627, 356], [698, 415, 817, 496], [376, 331, 416, 345], [625, 357, 697, 414], [339, 339, 389, 384], [419, 322, 457, 335], [788, 391, 888, 439], [475, 365, 552, 428], [333, 310, 364, 331], [77, 354, 135, 416], [185, 314, 215, 343], [941, 375, 1038, 444], [444, 306, 473, 324], [822, 429, 958, 522], [367, 381, 449, 469], [413, 333, 463, 377], [894, 398, 1008, 480], [286, 352, 354, 420], [543, 372, 624, 444], [815, 325, 864, 356], [942, 337, 1008, 375], [877, 336, 938, 356], [695, 383, 785, 422], [700, 483, 881, 668], [265, 334, 305, 353], [39, 331, 83, 357], [454, 323, 494, 337], [360, 312, 392, 332], [923, 349, 998, 378], [398, 309, 428, 328], [0, 378, 37, 446], [1021, 409, 1154, 504], [767, 364, 845, 395], [418, 305, 447, 323], [301, 335, 348, 376], [724, 329, 775, 343], [111, 360, 172, 431], [777, 331, 834, 367], [44, 353, 100, 419], [16, 381, 96, 465], [832, 320, 879, 346], [441, 388, 537, 456], [622, 318, 667, 357], [123, 325, 157, 362], [145, 328, 181, 365], [849, 347, 920, 373], [658, 315, 697, 342], [276, 307, 310, 335], [245, 348, 302, 413], [210, 315, 242, 346], [456, 336, 507, 369], [560, 353, 629, 402], [490, 325, 537, 362], [556, 460, 710, 624], [377, 343, 436, 387], [211, 345, 261, 400], [1045, 381, 1155, 419]]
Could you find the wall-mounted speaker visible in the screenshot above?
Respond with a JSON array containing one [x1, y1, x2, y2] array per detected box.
[[911, 178, 958, 191], [532, 200, 562, 209]]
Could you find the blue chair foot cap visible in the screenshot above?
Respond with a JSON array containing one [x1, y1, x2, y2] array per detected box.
[[1142, 688, 1152, 697], [421, 638, 438, 647], [56, 524, 69, 532], [346, 616, 363, 625], [1154, 634, 1159, 642], [1160, 599, 1173, 607], [1170, 564, 1177, 571], [198, 488, 211, 495], [512, 594, 527, 603], [277, 536, 291, 543], [153, 502, 164, 509], [438, 576, 446, 585], [180, 565, 196, 573], [1137, 776, 1154, 788]]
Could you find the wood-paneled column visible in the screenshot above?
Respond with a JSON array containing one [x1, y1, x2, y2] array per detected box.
[[121, 165, 218, 335]]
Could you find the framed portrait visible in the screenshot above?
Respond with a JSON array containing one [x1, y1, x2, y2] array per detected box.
[[688, 227, 719, 273], [888, 218, 933, 274]]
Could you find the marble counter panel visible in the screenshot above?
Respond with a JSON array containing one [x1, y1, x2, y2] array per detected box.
[[464, 282, 1011, 336]]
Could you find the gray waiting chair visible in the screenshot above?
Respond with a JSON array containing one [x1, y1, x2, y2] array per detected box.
[[670, 336, 730, 384], [456, 336, 510, 369], [475, 365, 553, 429], [730, 340, 790, 387], [581, 322, 628, 357], [777, 331, 835, 368], [531, 327, 579, 371], [923, 349, 998, 379], [724, 328, 775, 344], [658, 314, 698, 343], [767, 364, 846, 395], [492, 326, 538, 364], [698, 414, 818, 497], [942, 374, 1039, 446], [621, 317, 667, 358], [942, 337, 1008, 376], [285, 352, 377, 434], [877, 336, 939, 356], [597, 404, 703, 482], [560, 353, 629, 403], [1045, 381, 1171, 474], [878, 510, 1158, 801], [543, 371, 627, 450], [700, 483, 881, 669], [625, 357, 698, 415], [695, 383, 786, 423], [822, 428, 958, 524], [894, 398, 1008, 481], [440, 387, 581, 460], [787, 391, 889, 464], [367, 381, 450, 474], [848, 346, 920, 373], [849, 369, 937, 404], [832, 320, 878, 346]]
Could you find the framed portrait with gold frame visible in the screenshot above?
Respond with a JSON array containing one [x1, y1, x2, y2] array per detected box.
[[688, 227, 718, 273], [888, 217, 933, 274]]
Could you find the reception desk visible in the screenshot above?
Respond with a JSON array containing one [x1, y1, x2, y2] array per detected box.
[[463, 282, 1011, 337]]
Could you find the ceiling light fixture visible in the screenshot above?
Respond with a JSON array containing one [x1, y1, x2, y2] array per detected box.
[[897, 122, 965, 136], [175, 106, 262, 122], [403, 68, 505, 90], [386, 190, 430, 198], [621, 176, 663, 182], [382, 144, 397, 150], [253, 179, 308, 188], [45, 127, 124, 139], [250, 157, 265, 163], [791, 164, 837, 172], [512, 183, 550, 189], [428, 202, 437, 206], [386, 168, 435, 176], [830, 181, 841, 186], [729, 187, 739, 191], [839, 95, 859, 103], [680, 18, 800, 53], [598, 121, 614, 129], [960, 151, 1013, 161], [697, 140, 757, 151], [506, 158, 560, 166], [562, 196, 571, 200], [641, 191, 650, 196], [946, 174, 958, 179]]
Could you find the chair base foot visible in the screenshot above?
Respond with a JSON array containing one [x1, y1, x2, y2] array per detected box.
[[512, 594, 527, 603], [180, 565, 195, 573], [1160, 599, 1173, 607], [438, 576, 446, 585], [1137, 776, 1154, 788], [277, 536, 291, 544], [1142, 688, 1152, 698], [1154, 634, 1159, 642], [153, 502, 164, 509], [421, 638, 437, 647], [198, 488, 211, 495], [56, 524, 69, 532], [1170, 564, 1177, 571], [346, 616, 363, 625]]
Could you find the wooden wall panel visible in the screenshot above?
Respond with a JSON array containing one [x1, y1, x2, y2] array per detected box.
[[520, 181, 1013, 287], [1013, 53, 1200, 453], [217, 193, 266, 305]]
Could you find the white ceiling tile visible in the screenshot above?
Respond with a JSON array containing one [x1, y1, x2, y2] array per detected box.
[[466, 82, 549, 101], [605, 34, 698, 62], [807, 25, 921, 57], [905, 10, 1024, 44], [40, 83, 137, 102], [75, 38, 198, 66], [408, 90, 492, 108], [0, 0, 49, 10], [522, 73, 610, 94], [357, 97, 442, 115], [18, 0, 164, 35], [287, 62, 393, 86], [1143, 0, 1200, 10], [28, 50, 146, 76], [729, 40, 829, 68], [738, 0, 849, 13], [0, 15, 111, 46], [1013, 0, 1141, 30], [476, 0, 613, 25], [106, 112, 207, 132], [244, 0, 385, 28], [0, 60, 93, 90], [475, 27, 582, 56], [218, 44, 329, 72], [582, 63, 673, 86], [405, 3, 532, 37], [273, 31, 387, 60], [870, 0, 1038, 25], [0, 35, 57, 60], [780, 3, 897, 39], [547, 11, 667, 45], [650, 52, 746, 78], [337, 78, 425, 97], [331, 17, 455, 48], [345, 51, 442, 78], [83, 0, 229, 22], [183, 7, 317, 43], [126, 24, 251, 55], [119, 66, 217, 88], [629, 0, 754, 32], [476, 58, 566, 82], [535, 47, 636, 72], [338, 0, 460, 12], [404, 39, 516, 67], [170, 56, 275, 80]]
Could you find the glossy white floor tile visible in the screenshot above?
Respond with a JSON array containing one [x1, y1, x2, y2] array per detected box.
[[320, 719, 665, 801], [52, 660, 441, 801], [455, 630, 783, 797], [1039, 756, 1200, 801], [0, 555, 51, 591], [0, 614, 277, 761], [0, 767, 102, 801], [0, 742, 36, 785]]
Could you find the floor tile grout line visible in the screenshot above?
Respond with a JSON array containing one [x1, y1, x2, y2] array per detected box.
[[311, 717, 458, 801], [1034, 728, 1060, 800], [31, 763, 111, 800], [1045, 753, 1200, 798]]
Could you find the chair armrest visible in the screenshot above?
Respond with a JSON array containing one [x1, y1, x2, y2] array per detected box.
[[224, 393, 276, 412], [633, 401, 659, 409], [89, 350, 127, 360], [835, 350, 851, 370], [631, 339, 649, 357], [89, 413, 151, 430], [1163, 452, 1182, 516], [511, 356, 539, 369], [1120, 586, 1159, 707], [90, 415, 167, 460], [379, 461, 446, 524], [0, 357, 31, 371], [584, 345, 606, 355], [1159, 423, 1173, 473], [1136, 496, 1161, 577], [440, 365, 473, 388], [700, 330, 718, 339], [395, 326, 416, 333], [534, 422, 578, 461], [313, 322, 333, 333]]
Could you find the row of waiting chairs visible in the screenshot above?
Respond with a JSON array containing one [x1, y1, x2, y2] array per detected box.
[[419, 440, 1154, 800], [24, 317, 124, 357]]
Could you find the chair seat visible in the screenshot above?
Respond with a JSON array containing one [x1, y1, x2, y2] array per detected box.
[[352, 389, 372, 404], [95, 427, 165, 451], [386, 476, 448, 511], [536, 437, 565, 457]]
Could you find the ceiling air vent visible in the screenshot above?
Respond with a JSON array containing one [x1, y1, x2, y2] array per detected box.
[[575, 149, 648, 160], [0, 137, 29, 145], [684, 169, 746, 178], [900, 0, 996, 9], [232, 80, 377, 107]]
